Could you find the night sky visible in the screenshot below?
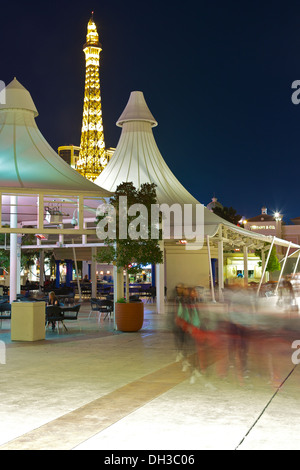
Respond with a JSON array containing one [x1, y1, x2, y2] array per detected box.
[[1, 0, 300, 222]]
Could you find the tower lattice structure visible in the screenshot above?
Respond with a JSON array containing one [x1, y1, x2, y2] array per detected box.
[[77, 15, 108, 181]]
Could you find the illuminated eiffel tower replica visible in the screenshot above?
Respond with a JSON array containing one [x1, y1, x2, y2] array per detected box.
[[76, 14, 112, 181]]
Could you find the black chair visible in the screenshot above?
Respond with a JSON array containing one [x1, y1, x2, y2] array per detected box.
[[81, 285, 91, 299], [145, 286, 156, 302], [89, 298, 113, 321], [0, 302, 11, 328], [60, 304, 80, 322], [129, 295, 141, 303], [45, 305, 66, 333], [99, 299, 114, 320], [89, 298, 100, 319], [57, 292, 75, 305]]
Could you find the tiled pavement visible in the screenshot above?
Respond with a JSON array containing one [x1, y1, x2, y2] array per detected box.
[[0, 300, 300, 450]]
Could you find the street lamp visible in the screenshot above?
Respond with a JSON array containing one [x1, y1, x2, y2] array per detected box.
[[274, 211, 282, 221], [274, 211, 282, 240]]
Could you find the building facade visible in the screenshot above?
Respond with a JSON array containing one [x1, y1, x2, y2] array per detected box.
[[58, 145, 81, 169]]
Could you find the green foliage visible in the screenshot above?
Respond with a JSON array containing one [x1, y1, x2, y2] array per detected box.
[[0, 232, 9, 270], [255, 245, 281, 272], [0, 230, 55, 275], [0, 250, 9, 270], [266, 246, 281, 272], [96, 182, 163, 270], [212, 206, 242, 225]]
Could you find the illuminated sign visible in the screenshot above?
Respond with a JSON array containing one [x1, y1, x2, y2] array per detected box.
[[250, 225, 275, 230]]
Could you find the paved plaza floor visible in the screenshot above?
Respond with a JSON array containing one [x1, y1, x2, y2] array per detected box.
[[0, 298, 300, 451]]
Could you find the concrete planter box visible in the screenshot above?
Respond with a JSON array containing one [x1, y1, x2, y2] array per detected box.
[[11, 302, 46, 342]]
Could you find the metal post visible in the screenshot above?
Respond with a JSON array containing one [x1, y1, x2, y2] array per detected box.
[[261, 250, 266, 283], [275, 242, 291, 295], [39, 249, 44, 293], [293, 250, 300, 275], [38, 194, 44, 230], [10, 195, 18, 303], [55, 260, 60, 288], [72, 240, 81, 302], [218, 239, 224, 301], [113, 265, 124, 330], [243, 245, 248, 287], [0, 192, 2, 229], [207, 235, 215, 302], [257, 238, 275, 296], [91, 247, 97, 298], [155, 240, 165, 314]]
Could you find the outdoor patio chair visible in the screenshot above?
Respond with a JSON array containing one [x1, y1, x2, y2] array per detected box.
[[45, 305, 67, 334], [129, 295, 141, 302], [60, 304, 81, 330], [99, 299, 113, 320], [57, 292, 75, 305], [0, 302, 11, 328], [89, 298, 113, 321], [89, 298, 100, 319], [145, 286, 156, 303]]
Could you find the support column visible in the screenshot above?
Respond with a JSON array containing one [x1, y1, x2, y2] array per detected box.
[[218, 239, 224, 301], [10, 195, 18, 303], [113, 266, 124, 330], [211, 259, 217, 286], [39, 249, 44, 293], [257, 238, 275, 296], [65, 259, 73, 287], [151, 265, 156, 287], [38, 194, 44, 231], [59, 224, 64, 245], [207, 235, 215, 302], [82, 221, 87, 245], [0, 192, 2, 229], [275, 243, 291, 295], [55, 260, 60, 288], [72, 239, 81, 301], [243, 245, 248, 287], [261, 250, 266, 283], [82, 260, 89, 280], [293, 251, 300, 275], [17, 235, 21, 296], [155, 241, 165, 314], [91, 247, 97, 298]]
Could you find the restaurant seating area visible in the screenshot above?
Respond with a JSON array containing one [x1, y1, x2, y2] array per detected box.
[[0, 281, 159, 335], [89, 298, 114, 322], [46, 304, 81, 333]]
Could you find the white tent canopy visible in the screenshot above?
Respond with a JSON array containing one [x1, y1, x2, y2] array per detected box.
[[0, 78, 112, 233], [94, 90, 300, 247], [95, 91, 200, 206], [0, 78, 111, 195], [0, 78, 113, 302], [95, 90, 300, 307]]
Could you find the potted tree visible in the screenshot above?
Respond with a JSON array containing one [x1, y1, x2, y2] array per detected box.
[[95, 182, 163, 331]]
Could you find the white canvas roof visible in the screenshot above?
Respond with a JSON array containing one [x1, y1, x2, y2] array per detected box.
[[94, 91, 300, 249], [95, 91, 200, 206], [0, 78, 112, 196]]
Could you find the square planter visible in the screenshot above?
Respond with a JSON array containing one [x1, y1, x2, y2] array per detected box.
[[11, 302, 46, 341]]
